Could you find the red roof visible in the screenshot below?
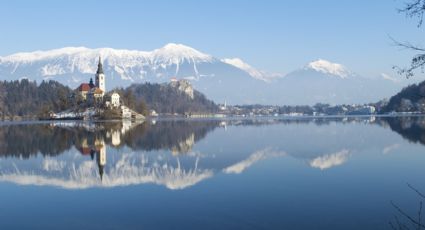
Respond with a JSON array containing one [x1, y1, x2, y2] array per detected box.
[[78, 147, 92, 155], [78, 83, 91, 92]]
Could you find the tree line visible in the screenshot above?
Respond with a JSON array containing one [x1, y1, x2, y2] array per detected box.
[[381, 80, 425, 113], [0, 79, 219, 119], [115, 82, 218, 115], [0, 79, 73, 119]]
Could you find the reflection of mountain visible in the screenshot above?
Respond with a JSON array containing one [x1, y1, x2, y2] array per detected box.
[[0, 120, 226, 189], [223, 148, 286, 174], [0, 147, 282, 190], [382, 143, 400, 154], [1, 116, 423, 190], [0, 152, 213, 190], [379, 116, 425, 145], [309, 149, 350, 170]]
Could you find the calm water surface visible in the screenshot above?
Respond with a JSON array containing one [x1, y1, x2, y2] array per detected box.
[[0, 116, 424, 230]]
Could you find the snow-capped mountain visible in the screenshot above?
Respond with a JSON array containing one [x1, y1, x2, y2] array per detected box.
[[270, 59, 403, 104], [150, 43, 215, 65], [0, 44, 220, 84], [284, 59, 356, 80], [304, 59, 354, 79], [0, 45, 406, 105], [0, 44, 274, 104], [0, 43, 261, 83]]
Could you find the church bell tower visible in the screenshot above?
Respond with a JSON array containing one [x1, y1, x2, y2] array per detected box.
[[95, 56, 106, 94]]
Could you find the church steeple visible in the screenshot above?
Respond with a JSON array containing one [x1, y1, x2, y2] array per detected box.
[[95, 56, 106, 95], [96, 56, 104, 74]]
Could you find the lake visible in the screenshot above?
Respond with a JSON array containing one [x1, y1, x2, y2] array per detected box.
[[0, 116, 424, 229]]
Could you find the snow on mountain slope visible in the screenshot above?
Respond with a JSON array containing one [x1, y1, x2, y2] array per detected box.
[[305, 59, 354, 79], [0, 46, 405, 105], [150, 43, 215, 65], [0, 44, 274, 86], [380, 73, 401, 83], [0, 47, 151, 79], [221, 58, 280, 82], [272, 59, 403, 105], [1, 47, 92, 62]]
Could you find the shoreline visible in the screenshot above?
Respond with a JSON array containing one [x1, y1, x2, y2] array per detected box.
[[0, 113, 424, 126]]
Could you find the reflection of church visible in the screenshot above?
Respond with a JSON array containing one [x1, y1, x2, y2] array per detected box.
[[74, 121, 145, 181], [78, 137, 106, 180]]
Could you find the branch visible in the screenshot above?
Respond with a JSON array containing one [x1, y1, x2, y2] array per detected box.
[[408, 183, 425, 200], [390, 36, 425, 52], [389, 215, 411, 230], [389, 35, 425, 78], [399, 0, 425, 27], [418, 201, 423, 230], [391, 201, 425, 228], [393, 53, 425, 78]]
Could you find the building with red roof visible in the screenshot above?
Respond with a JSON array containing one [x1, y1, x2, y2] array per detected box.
[[77, 83, 93, 99], [75, 57, 105, 100]]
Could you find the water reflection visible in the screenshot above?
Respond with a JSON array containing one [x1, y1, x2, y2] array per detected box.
[[0, 116, 423, 190], [0, 120, 219, 158], [378, 116, 425, 145], [0, 120, 223, 189], [308, 149, 350, 170], [223, 148, 286, 174]]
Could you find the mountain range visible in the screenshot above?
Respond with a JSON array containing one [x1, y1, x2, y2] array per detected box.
[[0, 43, 408, 105]]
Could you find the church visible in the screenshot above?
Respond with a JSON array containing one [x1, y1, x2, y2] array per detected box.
[[76, 57, 106, 101]]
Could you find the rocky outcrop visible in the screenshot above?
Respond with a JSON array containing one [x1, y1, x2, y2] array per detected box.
[[169, 79, 194, 99]]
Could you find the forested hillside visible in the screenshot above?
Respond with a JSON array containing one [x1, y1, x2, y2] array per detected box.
[[380, 80, 425, 113], [0, 79, 73, 118], [119, 82, 218, 115], [0, 79, 218, 119]]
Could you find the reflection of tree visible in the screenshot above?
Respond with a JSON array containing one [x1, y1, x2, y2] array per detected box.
[[122, 120, 220, 154], [0, 123, 128, 158], [226, 116, 376, 127], [380, 116, 425, 145], [0, 120, 221, 158], [3, 116, 422, 160], [390, 184, 425, 229], [0, 124, 75, 158]]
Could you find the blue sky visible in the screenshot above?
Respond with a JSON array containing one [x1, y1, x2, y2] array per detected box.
[[0, 0, 424, 79]]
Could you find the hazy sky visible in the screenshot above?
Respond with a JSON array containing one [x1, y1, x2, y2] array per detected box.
[[0, 0, 424, 79]]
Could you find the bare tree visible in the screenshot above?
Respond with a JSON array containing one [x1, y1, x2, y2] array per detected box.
[[394, 0, 425, 78], [400, 0, 425, 27], [390, 183, 425, 229]]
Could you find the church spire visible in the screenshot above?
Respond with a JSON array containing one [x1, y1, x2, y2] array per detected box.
[[96, 56, 104, 74]]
